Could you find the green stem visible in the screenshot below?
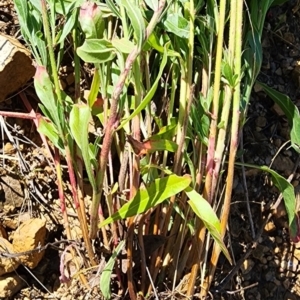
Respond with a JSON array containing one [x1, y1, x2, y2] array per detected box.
[[154, 0, 196, 291], [203, 0, 243, 296], [203, 0, 226, 203], [210, 0, 237, 202], [41, 0, 63, 108], [73, 25, 81, 103]]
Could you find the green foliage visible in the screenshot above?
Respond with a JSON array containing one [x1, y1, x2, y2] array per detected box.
[[69, 104, 97, 189], [34, 66, 64, 127], [121, 0, 145, 49], [185, 187, 232, 263], [260, 167, 296, 231], [15, 0, 298, 297], [100, 240, 125, 300], [99, 175, 191, 228], [77, 39, 116, 63], [14, 0, 47, 65], [258, 82, 300, 153], [78, 2, 104, 39], [163, 13, 190, 38], [117, 46, 168, 130]]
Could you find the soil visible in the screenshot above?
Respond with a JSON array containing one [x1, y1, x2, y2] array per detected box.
[[1, 1, 300, 300]]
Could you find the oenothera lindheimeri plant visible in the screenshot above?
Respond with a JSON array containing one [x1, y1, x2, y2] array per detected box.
[[15, 0, 298, 298], [16, 0, 230, 293], [74, 1, 232, 298]]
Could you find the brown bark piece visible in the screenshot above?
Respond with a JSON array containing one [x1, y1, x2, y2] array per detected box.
[[0, 33, 35, 101], [0, 223, 7, 239]]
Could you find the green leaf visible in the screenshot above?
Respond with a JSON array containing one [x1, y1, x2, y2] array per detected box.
[[105, 0, 122, 19], [190, 97, 209, 145], [163, 13, 190, 38], [100, 240, 125, 300], [112, 38, 135, 54], [117, 45, 168, 130], [147, 139, 178, 153], [106, 0, 121, 18], [236, 162, 297, 239], [57, 7, 77, 44], [144, 0, 158, 10], [88, 67, 100, 108], [37, 118, 64, 152], [146, 32, 165, 53], [77, 39, 116, 63], [243, 28, 263, 86], [249, 1, 274, 37], [271, 0, 289, 6], [14, 0, 29, 28], [127, 135, 178, 155], [150, 124, 177, 140], [222, 61, 235, 87], [28, 0, 42, 11], [260, 166, 296, 235], [53, 0, 79, 14], [79, 2, 104, 39], [32, 32, 48, 66], [69, 104, 96, 189], [121, 0, 145, 49], [185, 187, 232, 264], [99, 175, 191, 228], [34, 66, 63, 129], [258, 81, 300, 153]]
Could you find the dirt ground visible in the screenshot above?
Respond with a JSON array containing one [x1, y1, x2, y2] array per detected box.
[[1, 1, 300, 300]]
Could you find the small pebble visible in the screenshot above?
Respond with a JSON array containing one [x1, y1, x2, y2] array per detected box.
[[241, 259, 255, 274], [283, 278, 290, 289], [290, 49, 299, 57], [287, 270, 295, 278], [255, 116, 267, 128], [264, 221, 276, 232], [280, 260, 287, 272], [288, 257, 298, 272], [261, 257, 267, 264], [275, 68, 282, 76], [265, 270, 275, 281], [274, 247, 280, 254], [274, 279, 281, 286], [274, 138, 282, 147]]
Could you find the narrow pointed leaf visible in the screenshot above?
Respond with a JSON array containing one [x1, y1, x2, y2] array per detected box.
[[57, 8, 77, 44], [117, 46, 168, 130], [185, 187, 232, 264], [100, 240, 125, 300], [69, 104, 96, 189], [127, 135, 177, 155], [99, 175, 191, 228], [258, 81, 300, 153], [144, 0, 158, 10], [237, 162, 297, 241], [260, 166, 296, 236], [34, 66, 62, 128], [106, 0, 121, 18], [121, 0, 145, 49], [37, 118, 64, 152]]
